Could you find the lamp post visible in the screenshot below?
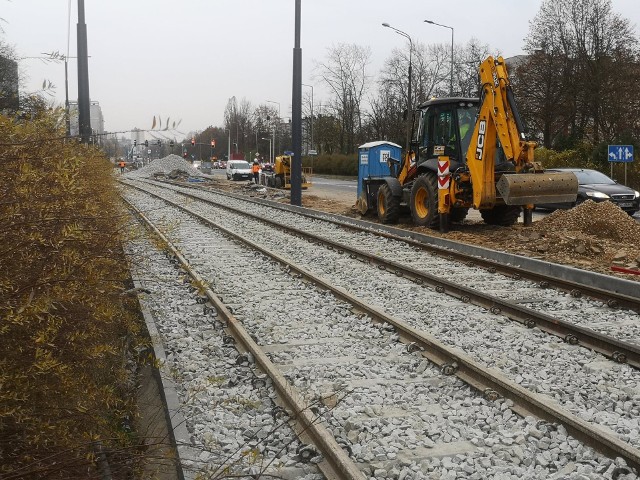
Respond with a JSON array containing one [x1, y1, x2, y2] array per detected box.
[[382, 22, 413, 151], [261, 137, 273, 163], [302, 83, 314, 153], [424, 19, 454, 96], [77, 0, 92, 144]]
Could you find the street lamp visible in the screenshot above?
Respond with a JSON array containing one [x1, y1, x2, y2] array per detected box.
[[382, 22, 413, 151], [261, 137, 273, 163], [302, 83, 314, 153], [424, 19, 454, 96]]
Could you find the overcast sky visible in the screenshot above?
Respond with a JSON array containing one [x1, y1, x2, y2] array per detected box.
[[3, 0, 638, 140]]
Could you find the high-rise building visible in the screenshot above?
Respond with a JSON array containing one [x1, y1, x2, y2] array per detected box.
[[69, 100, 104, 138]]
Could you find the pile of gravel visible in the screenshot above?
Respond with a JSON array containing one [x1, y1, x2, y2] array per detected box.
[[536, 200, 640, 243], [125, 154, 203, 179]]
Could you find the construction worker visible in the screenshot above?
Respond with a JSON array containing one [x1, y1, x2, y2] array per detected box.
[[252, 155, 261, 184], [118, 159, 126, 174]]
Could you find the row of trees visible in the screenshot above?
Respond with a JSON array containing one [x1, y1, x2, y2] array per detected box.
[[514, 0, 640, 151], [197, 0, 638, 179]]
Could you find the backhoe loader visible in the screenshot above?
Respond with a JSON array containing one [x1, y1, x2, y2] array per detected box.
[[260, 155, 312, 189], [357, 56, 578, 231]]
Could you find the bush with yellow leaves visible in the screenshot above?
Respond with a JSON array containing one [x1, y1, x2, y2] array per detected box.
[[0, 109, 146, 478]]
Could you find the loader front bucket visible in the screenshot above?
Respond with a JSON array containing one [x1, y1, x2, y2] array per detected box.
[[496, 172, 578, 206]]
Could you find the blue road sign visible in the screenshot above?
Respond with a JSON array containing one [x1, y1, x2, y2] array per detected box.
[[608, 145, 634, 163]]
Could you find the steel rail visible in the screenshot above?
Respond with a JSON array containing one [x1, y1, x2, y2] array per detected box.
[[123, 197, 365, 480], [123, 183, 640, 472], [131, 179, 640, 369], [168, 179, 640, 311]]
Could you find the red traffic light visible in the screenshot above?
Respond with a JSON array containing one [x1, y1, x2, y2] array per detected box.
[[211, 140, 216, 147], [183, 152, 187, 158], [191, 137, 195, 146]]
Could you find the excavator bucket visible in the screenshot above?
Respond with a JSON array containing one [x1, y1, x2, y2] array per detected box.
[[496, 172, 578, 206]]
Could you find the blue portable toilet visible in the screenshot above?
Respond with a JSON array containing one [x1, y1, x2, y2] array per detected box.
[[357, 141, 402, 199]]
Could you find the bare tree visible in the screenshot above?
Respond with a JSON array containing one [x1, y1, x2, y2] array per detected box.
[[520, 0, 639, 147], [223, 96, 255, 155], [315, 43, 371, 154], [365, 40, 470, 147], [455, 38, 492, 98]]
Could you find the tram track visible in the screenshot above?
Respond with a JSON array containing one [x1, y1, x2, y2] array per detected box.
[[129, 178, 640, 365], [121, 181, 640, 477], [166, 178, 640, 309]]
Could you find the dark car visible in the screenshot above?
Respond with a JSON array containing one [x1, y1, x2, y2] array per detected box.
[[535, 168, 639, 215]]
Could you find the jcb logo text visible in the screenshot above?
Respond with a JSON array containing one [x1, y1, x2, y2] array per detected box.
[[475, 120, 486, 160]]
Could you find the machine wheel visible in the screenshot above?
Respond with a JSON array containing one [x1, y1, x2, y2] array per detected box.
[[480, 205, 521, 226], [410, 173, 439, 227], [356, 190, 370, 215], [376, 184, 400, 224], [275, 176, 283, 188], [449, 207, 469, 223]]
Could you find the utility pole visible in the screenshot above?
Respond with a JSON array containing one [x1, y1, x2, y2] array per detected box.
[[290, 0, 302, 206], [77, 0, 92, 143]]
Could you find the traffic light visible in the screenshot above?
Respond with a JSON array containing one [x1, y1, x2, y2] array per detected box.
[[134, 140, 137, 146], [157, 140, 161, 146], [183, 152, 187, 158], [191, 137, 195, 146], [211, 140, 216, 147], [144, 140, 149, 147], [169, 140, 174, 148]]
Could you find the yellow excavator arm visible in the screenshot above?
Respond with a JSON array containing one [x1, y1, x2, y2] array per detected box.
[[464, 56, 577, 209]]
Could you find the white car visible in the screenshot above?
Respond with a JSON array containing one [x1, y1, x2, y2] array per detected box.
[[226, 160, 252, 181]]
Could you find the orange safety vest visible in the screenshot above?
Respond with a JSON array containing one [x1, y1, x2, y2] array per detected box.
[[252, 163, 260, 173]]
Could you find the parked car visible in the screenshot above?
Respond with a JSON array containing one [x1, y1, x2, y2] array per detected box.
[[226, 160, 252, 181], [535, 168, 640, 215]]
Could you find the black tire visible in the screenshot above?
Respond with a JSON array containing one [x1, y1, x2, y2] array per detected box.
[[275, 176, 283, 188], [449, 207, 469, 223], [480, 205, 521, 226], [376, 184, 400, 224], [410, 173, 439, 227]]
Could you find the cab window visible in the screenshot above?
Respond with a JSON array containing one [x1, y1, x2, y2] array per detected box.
[[420, 107, 456, 158], [456, 106, 477, 157]]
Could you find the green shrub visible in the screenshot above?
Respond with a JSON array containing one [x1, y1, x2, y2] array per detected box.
[[535, 144, 640, 190], [303, 153, 358, 176]]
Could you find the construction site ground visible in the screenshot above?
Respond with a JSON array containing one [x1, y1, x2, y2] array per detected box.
[[197, 174, 640, 282]]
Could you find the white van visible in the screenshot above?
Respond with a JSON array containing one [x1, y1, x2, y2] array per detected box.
[[226, 160, 252, 181]]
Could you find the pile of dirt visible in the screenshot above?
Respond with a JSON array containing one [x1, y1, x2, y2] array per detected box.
[[535, 200, 640, 243], [435, 201, 640, 279], [126, 154, 203, 179]]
